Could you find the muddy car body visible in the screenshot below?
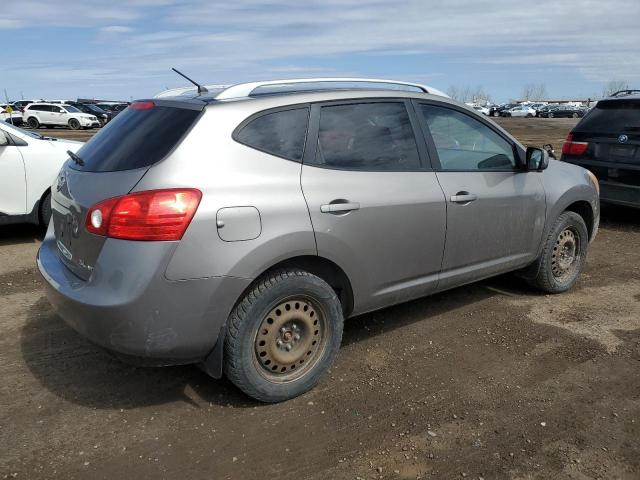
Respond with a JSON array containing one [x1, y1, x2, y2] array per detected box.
[[37, 78, 600, 402]]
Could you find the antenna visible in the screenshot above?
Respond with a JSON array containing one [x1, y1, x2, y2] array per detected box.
[[171, 68, 208, 94]]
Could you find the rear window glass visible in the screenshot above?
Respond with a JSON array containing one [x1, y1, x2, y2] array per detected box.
[[576, 99, 640, 134], [71, 104, 200, 172], [235, 108, 308, 161]]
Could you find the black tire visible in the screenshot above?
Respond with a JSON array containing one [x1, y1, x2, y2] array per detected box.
[[68, 118, 80, 130], [572, 112, 579, 118], [225, 269, 344, 403], [39, 191, 52, 226], [526, 113, 533, 118], [548, 112, 554, 118], [527, 211, 589, 293], [27, 117, 40, 129]]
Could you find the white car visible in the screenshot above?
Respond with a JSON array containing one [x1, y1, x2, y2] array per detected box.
[[505, 105, 536, 117], [0, 122, 82, 225], [1, 104, 23, 125], [472, 105, 490, 115], [23, 102, 100, 130]]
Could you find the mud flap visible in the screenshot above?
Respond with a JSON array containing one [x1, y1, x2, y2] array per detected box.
[[199, 325, 226, 379]]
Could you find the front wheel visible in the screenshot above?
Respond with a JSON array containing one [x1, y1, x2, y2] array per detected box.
[[224, 269, 344, 402], [68, 118, 80, 130], [572, 112, 579, 118], [527, 211, 589, 293]]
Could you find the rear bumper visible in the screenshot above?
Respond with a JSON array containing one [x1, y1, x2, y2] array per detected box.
[[37, 227, 251, 364], [600, 181, 640, 208]]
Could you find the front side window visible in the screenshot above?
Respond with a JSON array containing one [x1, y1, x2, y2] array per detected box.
[[235, 107, 309, 161], [315, 102, 420, 170], [419, 104, 515, 170]]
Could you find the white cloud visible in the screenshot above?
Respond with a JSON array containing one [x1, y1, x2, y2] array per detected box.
[[2, 0, 640, 98], [100, 25, 135, 34]]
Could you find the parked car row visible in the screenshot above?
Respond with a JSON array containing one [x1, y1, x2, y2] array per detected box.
[[3, 99, 129, 129], [487, 102, 589, 118]]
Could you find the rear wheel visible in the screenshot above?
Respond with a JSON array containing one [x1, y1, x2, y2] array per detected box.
[[225, 269, 344, 402], [27, 117, 40, 129], [39, 191, 52, 226], [548, 112, 554, 118], [527, 211, 589, 293], [68, 118, 80, 130]]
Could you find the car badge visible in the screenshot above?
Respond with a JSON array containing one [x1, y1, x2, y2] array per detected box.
[[618, 134, 628, 144]]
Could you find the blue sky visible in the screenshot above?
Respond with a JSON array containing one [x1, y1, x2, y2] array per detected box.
[[2, 0, 639, 103]]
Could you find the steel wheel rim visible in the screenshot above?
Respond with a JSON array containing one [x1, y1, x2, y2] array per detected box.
[[551, 227, 580, 282], [253, 295, 328, 383]]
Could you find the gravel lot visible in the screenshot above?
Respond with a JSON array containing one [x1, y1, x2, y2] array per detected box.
[[1, 118, 639, 479]]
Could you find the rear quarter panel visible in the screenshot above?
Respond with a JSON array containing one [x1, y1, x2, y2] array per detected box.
[[134, 102, 317, 281]]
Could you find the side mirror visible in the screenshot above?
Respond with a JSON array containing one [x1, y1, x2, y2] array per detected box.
[[526, 146, 549, 171], [0, 130, 9, 147]]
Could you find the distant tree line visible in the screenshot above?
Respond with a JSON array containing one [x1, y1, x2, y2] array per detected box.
[[445, 80, 632, 105]]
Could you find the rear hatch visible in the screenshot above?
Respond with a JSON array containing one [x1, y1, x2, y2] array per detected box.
[[51, 99, 203, 280], [565, 98, 640, 186]]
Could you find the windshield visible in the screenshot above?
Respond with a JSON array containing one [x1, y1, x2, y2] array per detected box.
[[0, 121, 43, 139], [64, 105, 81, 113]]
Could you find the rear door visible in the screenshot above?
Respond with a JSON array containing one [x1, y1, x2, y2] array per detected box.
[[414, 101, 545, 290], [301, 99, 446, 314], [51, 100, 202, 280]]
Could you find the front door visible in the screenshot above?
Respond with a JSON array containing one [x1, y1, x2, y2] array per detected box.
[[0, 129, 27, 215], [301, 100, 446, 315], [415, 102, 546, 289]]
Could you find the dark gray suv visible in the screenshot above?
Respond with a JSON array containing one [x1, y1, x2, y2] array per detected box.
[[37, 79, 600, 402]]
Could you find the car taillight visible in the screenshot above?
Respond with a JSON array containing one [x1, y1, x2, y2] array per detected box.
[[85, 189, 202, 241], [561, 133, 589, 156]]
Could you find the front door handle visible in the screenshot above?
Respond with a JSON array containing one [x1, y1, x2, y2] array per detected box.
[[320, 201, 360, 214], [450, 192, 477, 204]]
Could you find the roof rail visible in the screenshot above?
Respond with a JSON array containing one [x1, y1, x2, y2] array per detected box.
[[610, 89, 640, 97], [154, 78, 448, 99], [215, 78, 448, 99]]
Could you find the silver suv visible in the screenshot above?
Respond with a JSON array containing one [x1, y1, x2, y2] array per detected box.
[[37, 78, 600, 402]]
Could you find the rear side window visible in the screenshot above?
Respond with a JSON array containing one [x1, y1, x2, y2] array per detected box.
[[314, 102, 420, 170], [576, 99, 640, 134], [71, 103, 200, 172], [235, 108, 309, 161]]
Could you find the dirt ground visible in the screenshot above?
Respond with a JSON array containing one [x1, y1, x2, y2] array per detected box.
[[1, 118, 639, 480]]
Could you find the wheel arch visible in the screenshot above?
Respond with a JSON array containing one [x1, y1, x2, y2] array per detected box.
[[251, 255, 354, 318], [563, 200, 595, 240]]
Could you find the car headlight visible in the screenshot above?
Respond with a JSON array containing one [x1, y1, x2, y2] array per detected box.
[[586, 169, 600, 195]]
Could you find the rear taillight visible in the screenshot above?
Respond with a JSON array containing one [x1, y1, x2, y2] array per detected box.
[[561, 133, 589, 156], [85, 189, 202, 241]]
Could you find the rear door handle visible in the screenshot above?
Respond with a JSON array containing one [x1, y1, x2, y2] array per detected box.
[[450, 192, 477, 204], [320, 201, 360, 214]]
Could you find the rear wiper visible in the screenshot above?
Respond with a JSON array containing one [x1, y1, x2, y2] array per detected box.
[[67, 150, 85, 166]]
